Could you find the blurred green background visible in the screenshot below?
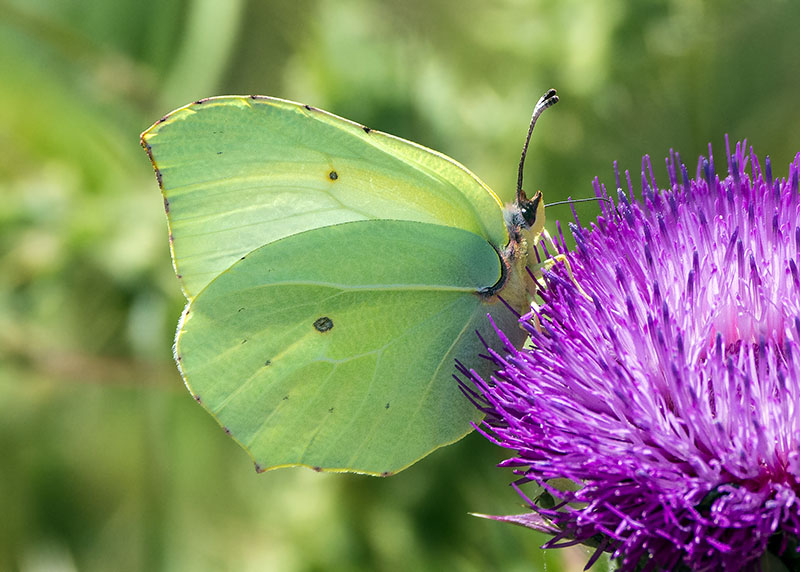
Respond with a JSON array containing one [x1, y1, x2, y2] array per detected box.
[[1, 0, 799, 570]]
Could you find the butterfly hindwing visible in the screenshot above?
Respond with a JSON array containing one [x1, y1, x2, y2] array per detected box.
[[177, 219, 512, 475]]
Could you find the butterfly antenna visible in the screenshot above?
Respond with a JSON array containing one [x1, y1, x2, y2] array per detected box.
[[545, 196, 622, 221], [545, 197, 614, 209], [517, 88, 558, 202]]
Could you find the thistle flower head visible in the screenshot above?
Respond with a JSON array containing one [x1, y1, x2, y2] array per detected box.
[[467, 141, 800, 571]]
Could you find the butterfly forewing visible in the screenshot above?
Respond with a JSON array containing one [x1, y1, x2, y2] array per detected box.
[[142, 96, 509, 298]]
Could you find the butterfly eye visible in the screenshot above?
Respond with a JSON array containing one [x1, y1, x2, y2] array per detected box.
[[519, 191, 543, 228]]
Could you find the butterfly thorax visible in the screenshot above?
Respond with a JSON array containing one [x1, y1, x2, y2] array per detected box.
[[505, 188, 548, 264], [488, 189, 548, 315]]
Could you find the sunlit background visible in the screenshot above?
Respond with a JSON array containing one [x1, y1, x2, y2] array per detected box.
[[2, 1, 799, 570]]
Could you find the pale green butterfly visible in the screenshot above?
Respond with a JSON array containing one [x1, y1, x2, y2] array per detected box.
[[141, 89, 562, 476]]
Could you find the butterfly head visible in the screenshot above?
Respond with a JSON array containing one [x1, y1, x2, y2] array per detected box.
[[517, 189, 545, 237], [503, 188, 546, 246]]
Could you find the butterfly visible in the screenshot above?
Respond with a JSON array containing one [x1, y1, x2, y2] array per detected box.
[[141, 89, 562, 476]]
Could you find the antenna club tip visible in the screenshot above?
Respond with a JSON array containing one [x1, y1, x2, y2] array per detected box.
[[517, 87, 560, 197], [535, 89, 559, 114]]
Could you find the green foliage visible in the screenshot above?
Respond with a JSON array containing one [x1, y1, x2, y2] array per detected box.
[[1, 0, 799, 569]]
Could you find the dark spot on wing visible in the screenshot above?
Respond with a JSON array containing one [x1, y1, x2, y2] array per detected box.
[[155, 170, 163, 187], [168, 232, 174, 244], [304, 104, 312, 111], [193, 394, 202, 404], [329, 170, 338, 181], [254, 462, 265, 473], [163, 197, 169, 212], [312, 466, 322, 472], [195, 99, 204, 105], [381, 471, 393, 477], [313, 317, 334, 332], [362, 126, 372, 133], [176, 274, 183, 279], [223, 426, 231, 435], [240, 255, 246, 260]]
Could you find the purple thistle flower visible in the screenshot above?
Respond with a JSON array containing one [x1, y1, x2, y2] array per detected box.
[[466, 141, 800, 571]]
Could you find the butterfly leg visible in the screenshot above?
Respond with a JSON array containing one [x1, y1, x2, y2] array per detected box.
[[530, 229, 590, 300], [529, 252, 590, 301], [522, 251, 588, 336]]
